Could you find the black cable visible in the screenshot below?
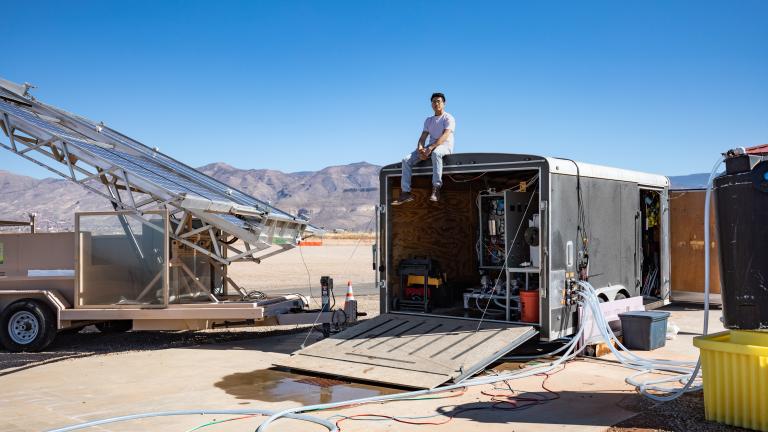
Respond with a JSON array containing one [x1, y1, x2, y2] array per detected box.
[[220, 235, 239, 245], [554, 158, 590, 279], [245, 290, 267, 300], [447, 172, 488, 183]]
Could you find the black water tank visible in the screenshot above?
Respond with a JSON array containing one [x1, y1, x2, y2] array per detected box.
[[713, 154, 768, 330]]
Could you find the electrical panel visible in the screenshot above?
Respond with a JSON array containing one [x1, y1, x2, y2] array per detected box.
[[479, 194, 506, 268], [504, 190, 535, 268], [479, 191, 537, 269]]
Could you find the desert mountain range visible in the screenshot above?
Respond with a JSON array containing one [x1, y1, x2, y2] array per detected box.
[[0, 162, 379, 232], [0, 162, 702, 233]]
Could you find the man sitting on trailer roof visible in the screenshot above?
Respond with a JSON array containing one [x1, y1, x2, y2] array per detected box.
[[393, 92, 455, 205]]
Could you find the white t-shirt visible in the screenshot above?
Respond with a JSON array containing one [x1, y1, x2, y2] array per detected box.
[[423, 112, 455, 152]]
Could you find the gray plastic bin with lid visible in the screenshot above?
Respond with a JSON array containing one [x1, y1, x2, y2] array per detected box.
[[618, 311, 671, 351]]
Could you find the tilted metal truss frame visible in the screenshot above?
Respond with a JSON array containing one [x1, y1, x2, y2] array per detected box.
[[0, 78, 318, 266]]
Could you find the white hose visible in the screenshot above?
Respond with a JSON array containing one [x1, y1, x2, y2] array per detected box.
[[255, 325, 587, 431], [52, 324, 585, 432], [46, 409, 339, 432], [572, 158, 722, 401], [44, 336, 584, 432], [576, 281, 702, 399]]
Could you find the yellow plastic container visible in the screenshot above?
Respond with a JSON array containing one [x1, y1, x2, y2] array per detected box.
[[693, 330, 768, 431], [406, 275, 441, 287]]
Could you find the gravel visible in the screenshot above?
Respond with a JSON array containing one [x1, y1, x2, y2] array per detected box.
[[609, 392, 750, 432]]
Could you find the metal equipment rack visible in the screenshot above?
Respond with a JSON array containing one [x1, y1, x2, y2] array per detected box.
[[0, 77, 316, 266]]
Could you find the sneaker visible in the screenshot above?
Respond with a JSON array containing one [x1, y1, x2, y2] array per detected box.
[[429, 187, 440, 202], [392, 191, 414, 206]]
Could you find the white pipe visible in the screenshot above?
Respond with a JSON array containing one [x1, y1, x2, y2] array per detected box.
[[256, 325, 587, 431], [47, 409, 338, 432], [575, 282, 702, 399], [571, 157, 723, 401]]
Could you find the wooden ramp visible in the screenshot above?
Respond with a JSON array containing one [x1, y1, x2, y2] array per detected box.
[[275, 314, 537, 389]]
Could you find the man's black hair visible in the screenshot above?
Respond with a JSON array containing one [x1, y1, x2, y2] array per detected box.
[[431, 92, 445, 102]]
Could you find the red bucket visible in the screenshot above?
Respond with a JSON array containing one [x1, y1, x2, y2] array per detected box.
[[520, 290, 540, 323]]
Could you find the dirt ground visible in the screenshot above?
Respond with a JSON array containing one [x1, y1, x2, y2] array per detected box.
[[0, 241, 745, 431], [0, 299, 743, 432], [227, 239, 378, 296]]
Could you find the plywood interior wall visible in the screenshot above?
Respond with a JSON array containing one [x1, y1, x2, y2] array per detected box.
[[387, 171, 536, 300], [389, 177, 477, 299], [669, 190, 721, 294]]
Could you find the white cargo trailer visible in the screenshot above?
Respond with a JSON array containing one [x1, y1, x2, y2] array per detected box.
[[277, 153, 671, 388]]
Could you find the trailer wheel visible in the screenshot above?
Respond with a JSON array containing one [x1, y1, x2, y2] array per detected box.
[[0, 300, 57, 352], [96, 320, 132, 333]]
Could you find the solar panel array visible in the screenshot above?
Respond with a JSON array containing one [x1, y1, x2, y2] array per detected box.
[[0, 86, 315, 245], [0, 98, 299, 219]]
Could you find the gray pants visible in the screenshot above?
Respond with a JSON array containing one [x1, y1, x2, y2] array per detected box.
[[401, 145, 452, 193]]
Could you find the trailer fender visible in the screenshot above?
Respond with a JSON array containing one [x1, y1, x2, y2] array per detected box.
[[0, 290, 70, 329], [594, 285, 629, 303]]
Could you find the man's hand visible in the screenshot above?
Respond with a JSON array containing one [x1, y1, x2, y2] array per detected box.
[[416, 131, 430, 160], [418, 146, 429, 160]]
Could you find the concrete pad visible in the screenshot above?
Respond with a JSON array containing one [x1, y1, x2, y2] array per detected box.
[[0, 304, 722, 432]]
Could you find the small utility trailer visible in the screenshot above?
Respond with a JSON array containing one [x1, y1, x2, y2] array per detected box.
[[0, 78, 355, 352]]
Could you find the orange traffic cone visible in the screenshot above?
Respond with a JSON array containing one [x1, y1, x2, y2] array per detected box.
[[343, 280, 358, 323], [344, 280, 355, 304]]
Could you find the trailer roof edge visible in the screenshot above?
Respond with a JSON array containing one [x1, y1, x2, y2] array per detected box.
[[545, 157, 669, 188], [380, 153, 669, 188]]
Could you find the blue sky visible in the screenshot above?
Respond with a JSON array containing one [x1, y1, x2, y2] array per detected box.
[[1, 1, 766, 178]]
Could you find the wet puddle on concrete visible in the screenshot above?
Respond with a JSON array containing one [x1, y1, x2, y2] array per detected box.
[[215, 368, 400, 404]]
